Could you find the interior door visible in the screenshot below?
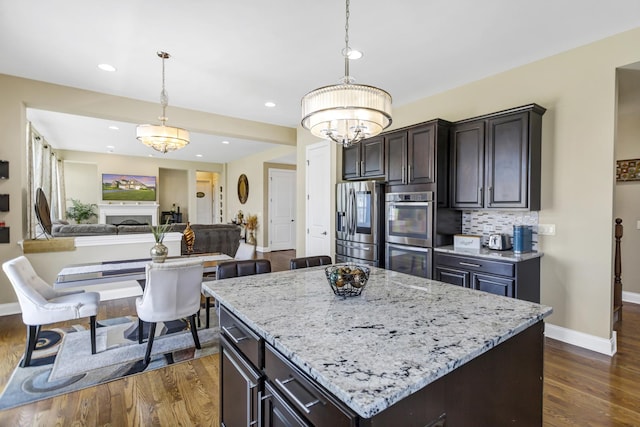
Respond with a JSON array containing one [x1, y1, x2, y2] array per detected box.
[[196, 179, 213, 224], [306, 141, 331, 257], [269, 169, 296, 251]]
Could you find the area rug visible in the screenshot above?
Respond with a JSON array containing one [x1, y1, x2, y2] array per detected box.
[[0, 316, 220, 410]]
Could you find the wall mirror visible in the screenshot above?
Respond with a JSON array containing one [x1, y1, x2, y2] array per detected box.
[[238, 174, 249, 204]]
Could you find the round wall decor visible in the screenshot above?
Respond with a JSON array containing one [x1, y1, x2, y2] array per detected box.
[[238, 174, 249, 204]]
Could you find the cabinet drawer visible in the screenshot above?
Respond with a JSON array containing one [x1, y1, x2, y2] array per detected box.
[[264, 343, 357, 427], [220, 305, 261, 368], [435, 253, 514, 277]]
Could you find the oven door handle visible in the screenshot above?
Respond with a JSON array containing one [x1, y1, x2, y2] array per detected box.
[[386, 244, 431, 253], [388, 201, 431, 207]]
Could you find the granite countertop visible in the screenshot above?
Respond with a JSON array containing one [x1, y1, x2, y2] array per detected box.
[[435, 245, 544, 262], [203, 267, 552, 419]]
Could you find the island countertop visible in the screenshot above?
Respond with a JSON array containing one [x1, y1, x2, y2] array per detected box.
[[203, 266, 552, 419]]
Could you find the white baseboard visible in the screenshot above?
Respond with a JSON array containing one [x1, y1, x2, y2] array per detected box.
[[0, 302, 21, 316], [622, 290, 640, 305], [545, 323, 617, 356]]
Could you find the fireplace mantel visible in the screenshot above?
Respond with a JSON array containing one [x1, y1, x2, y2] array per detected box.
[[98, 203, 159, 225]]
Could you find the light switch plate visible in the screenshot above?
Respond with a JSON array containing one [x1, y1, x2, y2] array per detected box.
[[538, 224, 556, 235]]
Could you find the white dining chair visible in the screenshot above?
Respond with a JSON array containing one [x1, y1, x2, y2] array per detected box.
[[2, 256, 100, 367], [136, 259, 204, 366], [234, 241, 256, 260]]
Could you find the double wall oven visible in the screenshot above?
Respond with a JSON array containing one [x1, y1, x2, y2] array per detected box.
[[385, 191, 434, 278]]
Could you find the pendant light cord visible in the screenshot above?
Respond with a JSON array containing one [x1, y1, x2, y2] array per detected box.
[[158, 51, 170, 125], [343, 0, 351, 82]]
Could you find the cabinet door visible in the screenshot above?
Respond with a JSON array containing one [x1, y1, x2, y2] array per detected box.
[[407, 123, 436, 184], [262, 381, 311, 427], [385, 131, 408, 185], [450, 120, 485, 208], [220, 336, 261, 427], [342, 145, 360, 180], [360, 136, 385, 178], [434, 266, 470, 288], [472, 273, 515, 298], [486, 112, 529, 209]]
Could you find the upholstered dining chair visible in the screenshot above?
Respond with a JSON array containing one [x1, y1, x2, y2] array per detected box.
[[289, 255, 333, 270], [203, 259, 271, 329], [2, 256, 100, 367], [234, 241, 256, 260], [136, 259, 204, 366]]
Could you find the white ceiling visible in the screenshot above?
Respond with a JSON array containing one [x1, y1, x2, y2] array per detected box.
[[3, 0, 640, 163]]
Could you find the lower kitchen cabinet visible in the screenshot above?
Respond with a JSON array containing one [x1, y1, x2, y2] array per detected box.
[[434, 252, 540, 302], [220, 335, 261, 427]]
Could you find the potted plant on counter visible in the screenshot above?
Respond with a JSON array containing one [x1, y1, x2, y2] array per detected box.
[[148, 220, 172, 263]]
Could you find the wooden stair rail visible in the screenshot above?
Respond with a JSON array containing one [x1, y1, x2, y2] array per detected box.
[[614, 218, 623, 324]]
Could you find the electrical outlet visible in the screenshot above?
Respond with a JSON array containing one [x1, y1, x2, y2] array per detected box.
[[636, 220, 640, 230], [538, 224, 556, 235], [483, 224, 495, 232]]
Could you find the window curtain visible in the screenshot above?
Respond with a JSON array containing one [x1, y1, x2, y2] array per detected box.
[[26, 122, 66, 238]]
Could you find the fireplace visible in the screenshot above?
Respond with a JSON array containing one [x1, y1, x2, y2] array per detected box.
[[98, 203, 159, 225]]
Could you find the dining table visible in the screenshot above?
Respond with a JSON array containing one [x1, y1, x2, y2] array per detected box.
[[54, 253, 234, 289]]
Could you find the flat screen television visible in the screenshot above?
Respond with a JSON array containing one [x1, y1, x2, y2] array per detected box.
[[102, 174, 156, 201]]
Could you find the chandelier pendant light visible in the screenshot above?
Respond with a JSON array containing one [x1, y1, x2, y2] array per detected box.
[[136, 51, 190, 154], [301, 0, 392, 148]]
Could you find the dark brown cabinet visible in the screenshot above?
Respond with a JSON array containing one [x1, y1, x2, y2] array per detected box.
[[434, 252, 539, 302], [342, 136, 385, 180], [449, 104, 545, 210]]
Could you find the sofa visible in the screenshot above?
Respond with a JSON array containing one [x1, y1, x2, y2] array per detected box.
[[51, 223, 241, 257]]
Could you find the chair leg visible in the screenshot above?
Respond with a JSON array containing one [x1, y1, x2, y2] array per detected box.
[[138, 318, 144, 344], [190, 314, 201, 350], [90, 316, 97, 354], [205, 296, 211, 329], [21, 325, 40, 368], [143, 322, 157, 366]]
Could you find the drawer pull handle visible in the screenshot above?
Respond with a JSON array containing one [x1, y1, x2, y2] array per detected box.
[[275, 377, 323, 414], [459, 262, 481, 268], [222, 325, 249, 343]]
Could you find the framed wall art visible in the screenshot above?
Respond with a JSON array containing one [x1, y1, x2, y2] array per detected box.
[[616, 159, 640, 182], [238, 174, 249, 204]]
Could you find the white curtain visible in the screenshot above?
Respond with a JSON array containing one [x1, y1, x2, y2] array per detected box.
[[26, 122, 65, 238]]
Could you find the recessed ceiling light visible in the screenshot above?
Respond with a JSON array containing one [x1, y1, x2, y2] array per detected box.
[[148, 154, 154, 157], [221, 140, 230, 144], [196, 154, 203, 158], [98, 63, 117, 72], [106, 145, 115, 149], [348, 50, 363, 60], [108, 125, 119, 130], [265, 102, 276, 108]]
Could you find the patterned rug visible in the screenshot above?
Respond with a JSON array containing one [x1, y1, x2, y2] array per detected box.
[[0, 315, 219, 410]]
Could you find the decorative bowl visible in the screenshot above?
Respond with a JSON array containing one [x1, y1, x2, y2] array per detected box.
[[324, 264, 370, 297]]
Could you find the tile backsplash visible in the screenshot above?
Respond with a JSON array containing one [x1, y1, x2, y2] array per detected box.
[[462, 210, 539, 251]]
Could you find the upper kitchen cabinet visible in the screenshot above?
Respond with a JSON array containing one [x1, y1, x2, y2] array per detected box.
[[385, 120, 451, 198], [342, 135, 385, 180], [450, 104, 545, 210]]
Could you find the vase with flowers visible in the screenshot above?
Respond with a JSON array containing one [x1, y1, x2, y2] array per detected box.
[[149, 220, 172, 263], [245, 214, 258, 245]]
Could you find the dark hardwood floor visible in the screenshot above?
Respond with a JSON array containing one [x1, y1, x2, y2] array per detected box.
[[0, 249, 638, 425]]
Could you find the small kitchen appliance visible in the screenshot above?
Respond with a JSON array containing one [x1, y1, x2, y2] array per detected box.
[[488, 233, 512, 251]]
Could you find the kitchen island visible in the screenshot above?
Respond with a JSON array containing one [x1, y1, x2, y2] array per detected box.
[[203, 266, 552, 426]]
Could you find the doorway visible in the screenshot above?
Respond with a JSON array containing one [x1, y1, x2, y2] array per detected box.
[[268, 169, 296, 250]]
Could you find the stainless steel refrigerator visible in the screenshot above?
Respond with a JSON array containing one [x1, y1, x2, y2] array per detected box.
[[335, 181, 384, 267]]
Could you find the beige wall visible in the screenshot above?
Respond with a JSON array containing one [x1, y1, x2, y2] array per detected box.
[[0, 74, 295, 305], [614, 69, 640, 294], [226, 145, 297, 248]]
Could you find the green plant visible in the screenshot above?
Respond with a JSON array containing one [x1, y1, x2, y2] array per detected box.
[[66, 199, 97, 223], [148, 219, 172, 243]]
